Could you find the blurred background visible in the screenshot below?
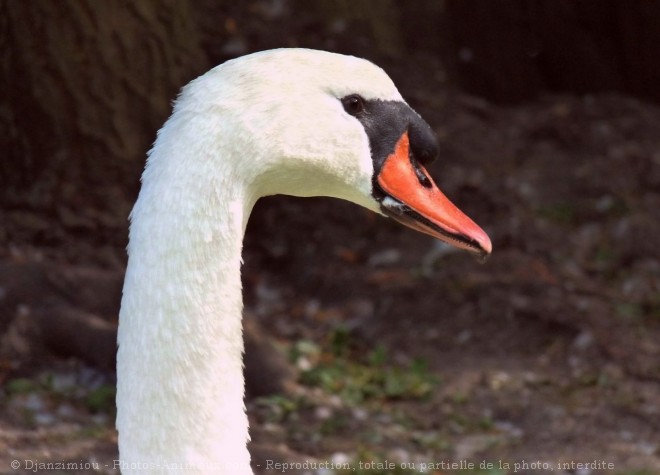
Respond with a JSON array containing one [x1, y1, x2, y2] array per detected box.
[[1, 1, 659, 474]]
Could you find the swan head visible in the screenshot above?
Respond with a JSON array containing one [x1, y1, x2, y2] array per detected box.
[[178, 48, 491, 258]]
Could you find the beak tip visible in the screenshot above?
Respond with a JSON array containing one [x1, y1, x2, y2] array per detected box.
[[465, 223, 492, 255], [480, 235, 493, 256], [470, 229, 492, 262]]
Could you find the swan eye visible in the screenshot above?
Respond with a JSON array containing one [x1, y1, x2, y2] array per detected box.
[[341, 94, 365, 116]]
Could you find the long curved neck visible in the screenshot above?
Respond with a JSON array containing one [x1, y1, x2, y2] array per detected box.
[[117, 110, 257, 474]]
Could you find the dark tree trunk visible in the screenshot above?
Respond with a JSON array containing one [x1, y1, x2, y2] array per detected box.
[[444, 0, 660, 104], [0, 0, 207, 213]]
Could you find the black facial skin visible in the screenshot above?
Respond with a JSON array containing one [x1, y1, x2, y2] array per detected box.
[[340, 95, 439, 200], [340, 95, 487, 260]]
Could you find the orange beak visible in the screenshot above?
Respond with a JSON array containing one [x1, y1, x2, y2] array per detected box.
[[377, 132, 492, 260]]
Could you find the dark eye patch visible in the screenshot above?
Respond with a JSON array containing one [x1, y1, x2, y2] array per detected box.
[[339, 97, 439, 198]]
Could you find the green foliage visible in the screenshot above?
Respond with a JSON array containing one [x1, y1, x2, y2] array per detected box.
[[5, 378, 38, 395], [253, 394, 301, 423], [410, 430, 451, 452], [319, 411, 350, 435], [535, 202, 577, 225], [330, 325, 352, 358], [294, 328, 439, 405], [85, 384, 116, 413]]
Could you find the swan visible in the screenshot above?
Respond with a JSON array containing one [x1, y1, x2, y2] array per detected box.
[[117, 48, 491, 474]]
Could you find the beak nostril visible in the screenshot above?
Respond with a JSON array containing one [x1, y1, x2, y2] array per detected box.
[[407, 135, 434, 189], [413, 162, 433, 188]]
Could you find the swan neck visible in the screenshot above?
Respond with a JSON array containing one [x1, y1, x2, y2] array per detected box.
[[117, 123, 255, 473]]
